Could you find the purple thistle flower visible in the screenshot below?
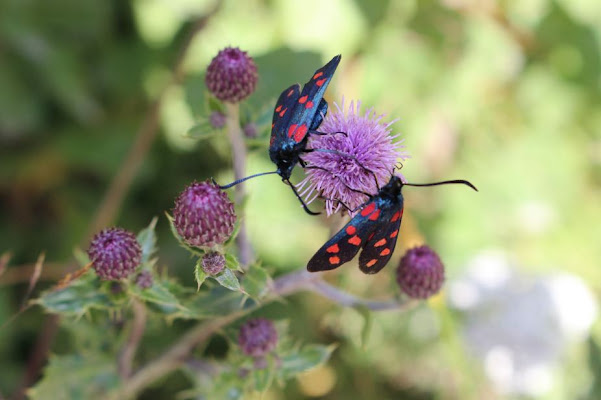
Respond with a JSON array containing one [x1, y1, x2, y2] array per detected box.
[[396, 245, 445, 299], [135, 270, 153, 289], [209, 111, 226, 129], [201, 252, 226, 276], [87, 227, 142, 280], [205, 47, 258, 103], [298, 99, 408, 215], [238, 318, 278, 357], [173, 181, 237, 248], [242, 122, 258, 138]]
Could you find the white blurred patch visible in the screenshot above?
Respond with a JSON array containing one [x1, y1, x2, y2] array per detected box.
[[448, 250, 597, 396], [516, 200, 556, 235]]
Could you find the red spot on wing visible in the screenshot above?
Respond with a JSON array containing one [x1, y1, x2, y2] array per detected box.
[[347, 235, 361, 246], [391, 211, 401, 222], [287, 89, 294, 96], [279, 108, 287, 117], [380, 248, 391, 256], [390, 230, 398, 238], [368, 232, 375, 241], [326, 244, 339, 254], [305, 101, 314, 109], [287, 124, 297, 138], [374, 239, 387, 247], [316, 78, 327, 87], [299, 95, 308, 104], [368, 209, 381, 221], [313, 71, 323, 80], [329, 256, 340, 265], [360, 203, 376, 217], [293, 124, 308, 143], [366, 259, 377, 268], [275, 105, 282, 112], [271, 123, 275, 129], [346, 225, 356, 235]]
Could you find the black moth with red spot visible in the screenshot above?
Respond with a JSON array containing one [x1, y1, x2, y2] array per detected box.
[[215, 55, 342, 215], [268, 55, 341, 213], [307, 176, 477, 274]]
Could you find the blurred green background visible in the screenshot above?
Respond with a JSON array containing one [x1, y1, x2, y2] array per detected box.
[[1, 0, 600, 399]]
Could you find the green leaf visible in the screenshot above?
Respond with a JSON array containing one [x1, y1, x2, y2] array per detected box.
[[208, 96, 225, 113], [28, 354, 119, 400], [128, 277, 185, 310], [137, 217, 158, 265], [179, 287, 256, 320], [278, 345, 335, 380], [215, 268, 242, 292], [224, 253, 242, 272], [253, 364, 274, 393], [35, 274, 115, 316], [242, 264, 271, 299], [186, 120, 217, 140], [194, 259, 208, 291]]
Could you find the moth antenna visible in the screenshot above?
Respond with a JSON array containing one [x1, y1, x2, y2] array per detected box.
[[404, 179, 477, 192], [214, 171, 279, 189]]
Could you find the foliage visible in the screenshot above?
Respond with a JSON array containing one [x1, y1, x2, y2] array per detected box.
[[1, 0, 600, 399]]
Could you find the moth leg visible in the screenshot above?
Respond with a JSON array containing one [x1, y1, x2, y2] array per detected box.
[[309, 130, 348, 137]]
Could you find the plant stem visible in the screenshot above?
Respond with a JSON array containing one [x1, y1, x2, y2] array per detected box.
[[224, 102, 253, 267], [118, 299, 148, 379], [113, 269, 415, 398]]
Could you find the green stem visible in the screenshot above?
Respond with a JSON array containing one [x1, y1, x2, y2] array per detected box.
[[224, 102, 253, 267]]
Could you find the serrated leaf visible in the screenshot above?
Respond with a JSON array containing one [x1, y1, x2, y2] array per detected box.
[[35, 274, 115, 316], [224, 253, 242, 272], [137, 217, 158, 265], [179, 287, 256, 320], [28, 354, 119, 400], [128, 277, 185, 310], [279, 345, 335, 380], [242, 264, 271, 299], [194, 260, 208, 291], [215, 268, 241, 292], [186, 120, 217, 140]]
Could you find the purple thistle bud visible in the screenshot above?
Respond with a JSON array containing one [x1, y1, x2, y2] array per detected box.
[[201, 252, 225, 276], [238, 318, 278, 357], [209, 111, 226, 129], [173, 181, 236, 248], [135, 270, 153, 289], [242, 122, 258, 138], [87, 228, 142, 280], [205, 47, 258, 103], [396, 245, 445, 299], [297, 99, 409, 216]]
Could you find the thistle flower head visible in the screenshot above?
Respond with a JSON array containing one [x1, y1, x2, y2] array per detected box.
[[87, 227, 142, 280], [205, 47, 258, 103], [135, 270, 153, 289], [209, 111, 226, 129], [396, 245, 445, 299], [238, 318, 278, 357], [173, 181, 236, 248], [298, 99, 408, 215], [201, 252, 226, 276]]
